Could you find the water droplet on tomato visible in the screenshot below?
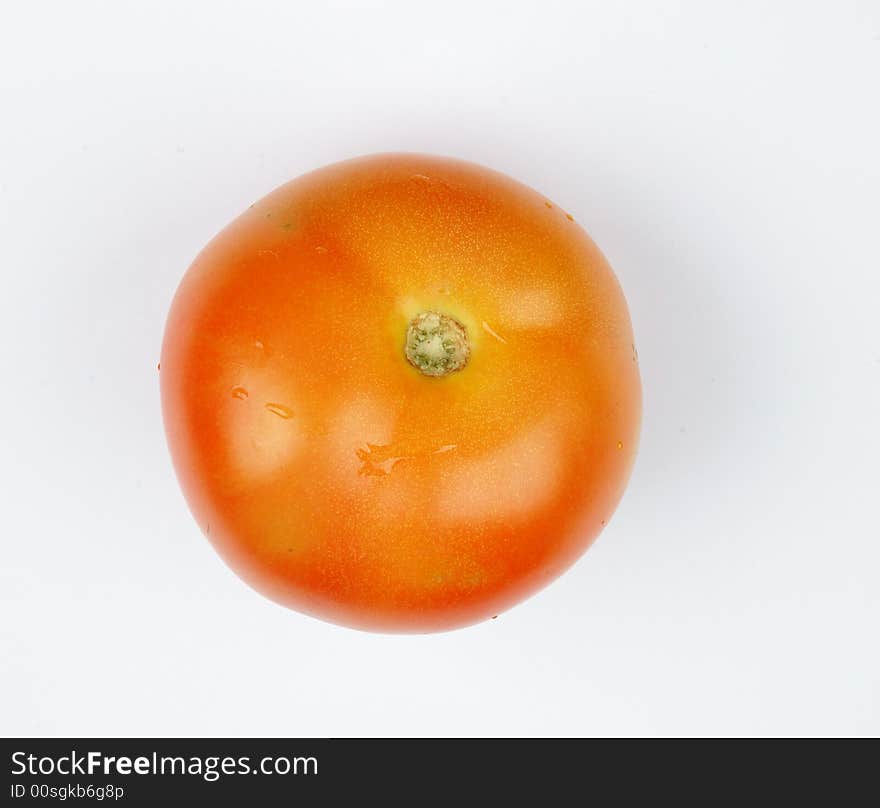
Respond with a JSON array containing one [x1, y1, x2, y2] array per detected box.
[[232, 387, 248, 400], [265, 402, 293, 419], [482, 321, 508, 344], [357, 444, 406, 476]]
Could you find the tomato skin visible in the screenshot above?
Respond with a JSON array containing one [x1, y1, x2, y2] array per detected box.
[[161, 153, 641, 632]]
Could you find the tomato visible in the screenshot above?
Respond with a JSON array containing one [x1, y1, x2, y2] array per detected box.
[[160, 153, 641, 632]]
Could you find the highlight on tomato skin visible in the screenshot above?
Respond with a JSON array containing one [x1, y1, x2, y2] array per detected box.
[[160, 153, 641, 633]]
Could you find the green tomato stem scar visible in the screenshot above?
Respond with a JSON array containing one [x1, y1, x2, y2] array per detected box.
[[404, 311, 470, 378]]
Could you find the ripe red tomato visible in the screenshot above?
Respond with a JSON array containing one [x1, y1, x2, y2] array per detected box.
[[160, 154, 641, 632]]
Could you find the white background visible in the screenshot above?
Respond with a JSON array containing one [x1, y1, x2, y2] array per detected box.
[[1, 0, 878, 737]]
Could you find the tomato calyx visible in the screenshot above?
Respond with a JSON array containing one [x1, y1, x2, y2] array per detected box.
[[404, 311, 470, 378]]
